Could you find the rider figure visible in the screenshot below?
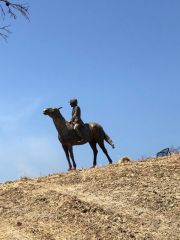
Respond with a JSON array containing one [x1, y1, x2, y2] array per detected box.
[[69, 98, 85, 143]]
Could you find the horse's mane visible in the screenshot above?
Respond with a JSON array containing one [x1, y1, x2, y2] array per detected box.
[[57, 110, 66, 122]]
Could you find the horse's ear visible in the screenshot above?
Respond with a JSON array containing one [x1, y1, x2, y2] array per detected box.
[[58, 107, 63, 110]]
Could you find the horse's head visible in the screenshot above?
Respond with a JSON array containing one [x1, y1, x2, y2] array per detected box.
[[43, 107, 62, 118]]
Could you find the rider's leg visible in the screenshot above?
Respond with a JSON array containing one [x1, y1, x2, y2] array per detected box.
[[74, 124, 86, 143]]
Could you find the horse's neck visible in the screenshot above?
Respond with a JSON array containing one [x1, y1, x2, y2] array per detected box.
[[52, 117, 68, 136]]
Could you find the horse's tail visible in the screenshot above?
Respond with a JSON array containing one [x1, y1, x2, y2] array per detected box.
[[89, 122, 115, 148], [104, 132, 115, 149]]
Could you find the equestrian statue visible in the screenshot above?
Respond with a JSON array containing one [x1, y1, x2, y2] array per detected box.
[[43, 98, 115, 170]]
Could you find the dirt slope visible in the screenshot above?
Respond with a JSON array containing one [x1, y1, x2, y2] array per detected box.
[[0, 155, 179, 240]]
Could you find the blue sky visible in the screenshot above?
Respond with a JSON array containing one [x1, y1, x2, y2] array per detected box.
[[0, 0, 179, 182]]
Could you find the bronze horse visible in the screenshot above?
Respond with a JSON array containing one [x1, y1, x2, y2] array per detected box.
[[43, 107, 114, 170]]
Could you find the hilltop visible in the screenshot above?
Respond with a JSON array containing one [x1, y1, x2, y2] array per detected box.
[[0, 155, 179, 240]]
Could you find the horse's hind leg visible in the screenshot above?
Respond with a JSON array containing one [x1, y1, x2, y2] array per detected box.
[[89, 141, 98, 167], [68, 146, 76, 170], [62, 144, 72, 171], [98, 141, 113, 164]]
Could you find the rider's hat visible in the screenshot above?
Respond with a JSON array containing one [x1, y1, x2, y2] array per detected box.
[[69, 98, 78, 105]]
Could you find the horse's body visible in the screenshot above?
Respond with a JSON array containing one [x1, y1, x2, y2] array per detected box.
[[43, 107, 114, 170]]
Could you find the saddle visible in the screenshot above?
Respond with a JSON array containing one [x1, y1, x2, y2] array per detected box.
[[69, 122, 90, 142]]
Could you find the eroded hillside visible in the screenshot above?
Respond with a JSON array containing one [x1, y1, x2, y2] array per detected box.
[[0, 155, 179, 240]]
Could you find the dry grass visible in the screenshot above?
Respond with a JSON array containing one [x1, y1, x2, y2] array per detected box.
[[0, 155, 179, 239]]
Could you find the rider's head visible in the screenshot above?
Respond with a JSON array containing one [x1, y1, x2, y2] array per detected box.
[[69, 98, 78, 107]]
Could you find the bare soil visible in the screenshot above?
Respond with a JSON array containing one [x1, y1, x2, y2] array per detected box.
[[0, 155, 179, 240]]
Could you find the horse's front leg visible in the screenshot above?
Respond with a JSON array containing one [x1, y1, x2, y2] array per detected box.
[[62, 144, 72, 171], [68, 146, 76, 170]]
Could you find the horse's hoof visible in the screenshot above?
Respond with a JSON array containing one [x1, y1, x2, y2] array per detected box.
[[109, 161, 113, 164], [91, 165, 96, 168], [68, 168, 72, 171]]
